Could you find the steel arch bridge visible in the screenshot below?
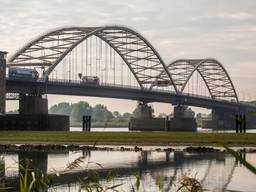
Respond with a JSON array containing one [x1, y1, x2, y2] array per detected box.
[[7, 25, 238, 103], [153, 59, 239, 102]]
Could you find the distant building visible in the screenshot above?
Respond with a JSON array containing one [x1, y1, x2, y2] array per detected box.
[[0, 51, 7, 115]]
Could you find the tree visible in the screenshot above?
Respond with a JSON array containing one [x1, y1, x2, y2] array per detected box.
[[70, 101, 92, 122], [49, 102, 71, 115], [92, 104, 113, 122], [158, 113, 167, 118], [113, 111, 122, 120], [122, 112, 132, 120]]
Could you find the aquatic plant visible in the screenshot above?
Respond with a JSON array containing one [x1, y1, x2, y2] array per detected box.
[[176, 175, 203, 192], [80, 170, 123, 192], [19, 158, 52, 192]]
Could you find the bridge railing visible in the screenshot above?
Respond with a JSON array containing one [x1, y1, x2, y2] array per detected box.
[[46, 78, 236, 103], [8, 77, 255, 107]]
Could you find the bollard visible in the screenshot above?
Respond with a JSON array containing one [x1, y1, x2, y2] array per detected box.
[[82, 116, 86, 131], [83, 115, 91, 132], [85, 116, 89, 131], [235, 114, 239, 133], [165, 116, 169, 131], [239, 114, 243, 133], [88, 116, 91, 132], [243, 114, 246, 133]]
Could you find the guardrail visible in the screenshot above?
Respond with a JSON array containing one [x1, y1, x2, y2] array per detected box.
[[6, 77, 256, 108]]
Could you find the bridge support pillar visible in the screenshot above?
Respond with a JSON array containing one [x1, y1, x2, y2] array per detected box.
[[201, 108, 256, 130], [0, 51, 7, 115], [19, 94, 48, 115], [210, 108, 236, 130], [213, 108, 236, 130], [0, 94, 69, 131], [168, 105, 197, 131], [129, 102, 165, 131]]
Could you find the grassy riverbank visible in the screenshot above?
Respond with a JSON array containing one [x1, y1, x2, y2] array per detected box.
[[0, 131, 255, 146], [70, 121, 128, 128]]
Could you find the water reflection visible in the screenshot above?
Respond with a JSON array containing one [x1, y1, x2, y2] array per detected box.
[[0, 149, 255, 191]]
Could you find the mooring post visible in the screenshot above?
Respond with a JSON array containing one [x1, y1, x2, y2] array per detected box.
[[165, 116, 169, 131], [243, 114, 246, 133], [235, 114, 239, 133], [85, 115, 89, 131], [88, 116, 91, 132], [239, 114, 243, 133], [82, 116, 86, 131]]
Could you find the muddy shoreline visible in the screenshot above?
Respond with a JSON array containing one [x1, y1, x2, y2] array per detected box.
[[0, 144, 255, 153]]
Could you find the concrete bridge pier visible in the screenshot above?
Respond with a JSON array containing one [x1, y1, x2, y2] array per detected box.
[[168, 105, 197, 131], [211, 108, 236, 130], [129, 103, 197, 131], [19, 94, 48, 115], [0, 93, 69, 131], [129, 102, 165, 131]]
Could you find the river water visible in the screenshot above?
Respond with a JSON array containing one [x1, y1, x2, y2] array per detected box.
[[70, 127, 256, 133], [1, 148, 256, 191]]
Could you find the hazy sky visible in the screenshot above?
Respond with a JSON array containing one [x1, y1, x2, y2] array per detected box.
[[1, 0, 256, 114]]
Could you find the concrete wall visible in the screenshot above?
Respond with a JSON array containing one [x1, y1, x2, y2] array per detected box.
[[169, 117, 197, 131], [129, 117, 166, 131], [0, 114, 69, 131], [0, 51, 7, 114], [19, 95, 48, 115]]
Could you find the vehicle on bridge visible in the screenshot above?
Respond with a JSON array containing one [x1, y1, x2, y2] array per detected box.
[[80, 76, 99, 85], [152, 80, 172, 87], [8, 68, 39, 81]]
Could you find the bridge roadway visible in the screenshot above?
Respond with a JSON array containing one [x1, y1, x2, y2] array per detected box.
[[6, 78, 256, 111]]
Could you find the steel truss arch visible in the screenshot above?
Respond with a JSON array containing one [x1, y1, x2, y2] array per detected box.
[[153, 59, 238, 102], [8, 26, 177, 92]]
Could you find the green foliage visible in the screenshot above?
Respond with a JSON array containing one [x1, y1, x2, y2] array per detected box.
[[92, 104, 113, 122], [70, 101, 92, 122], [19, 159, 52, 192], [158, 113, 167, 118], [122, 112, 132, 120], [80, 170, 123, 192], [112, 111, 122, 121], [49, 102, 71, 115], [49, 101, 132, 123], [134, 173, 140, 191], [177, 175, 203, 192]]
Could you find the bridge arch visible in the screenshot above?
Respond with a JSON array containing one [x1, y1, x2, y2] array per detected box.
[[180, 59, 238, 102], [152, 59, 238, 102], [8, 26, 177, 92]]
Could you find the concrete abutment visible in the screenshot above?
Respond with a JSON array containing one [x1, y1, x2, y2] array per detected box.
[[129, 103, 197, 131]]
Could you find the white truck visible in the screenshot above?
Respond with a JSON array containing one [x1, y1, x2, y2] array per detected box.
[[80, 76, 99, 85]]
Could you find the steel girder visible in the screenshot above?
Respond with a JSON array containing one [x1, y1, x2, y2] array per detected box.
[[153, 59, 238, 102], [7, 26, 177, 92]]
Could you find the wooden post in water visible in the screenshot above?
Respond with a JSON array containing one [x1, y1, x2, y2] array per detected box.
[[88, 116, 91, 132], [82, 116, 92, 132], [239, 114, 243, 133], [235, 115, 239, 133], [82, 116, 86, 131], [243, 114, 246, 133]]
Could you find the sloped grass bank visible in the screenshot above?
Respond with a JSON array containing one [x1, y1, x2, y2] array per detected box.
[[0, 131, 255, 146]]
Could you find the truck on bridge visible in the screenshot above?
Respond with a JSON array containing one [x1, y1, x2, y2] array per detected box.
[[80, 76, 99, 85], [8, 68, 39, 81]]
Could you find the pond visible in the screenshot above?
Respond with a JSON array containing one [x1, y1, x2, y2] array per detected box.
[[1, 146, 256, 191]]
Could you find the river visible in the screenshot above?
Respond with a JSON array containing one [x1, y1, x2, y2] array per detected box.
[[70, 127, 256, 133], [1, 147, 256, 191]]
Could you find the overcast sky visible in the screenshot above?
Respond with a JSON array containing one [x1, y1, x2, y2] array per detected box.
[[1, 0, 256, 114]]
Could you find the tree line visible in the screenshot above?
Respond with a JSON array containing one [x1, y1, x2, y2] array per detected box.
[[49, 102, 133, 122]]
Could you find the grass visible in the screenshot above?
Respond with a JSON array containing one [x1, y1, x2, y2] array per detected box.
[[70, 121, 128, 128], [0, 131, 255, 146]]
